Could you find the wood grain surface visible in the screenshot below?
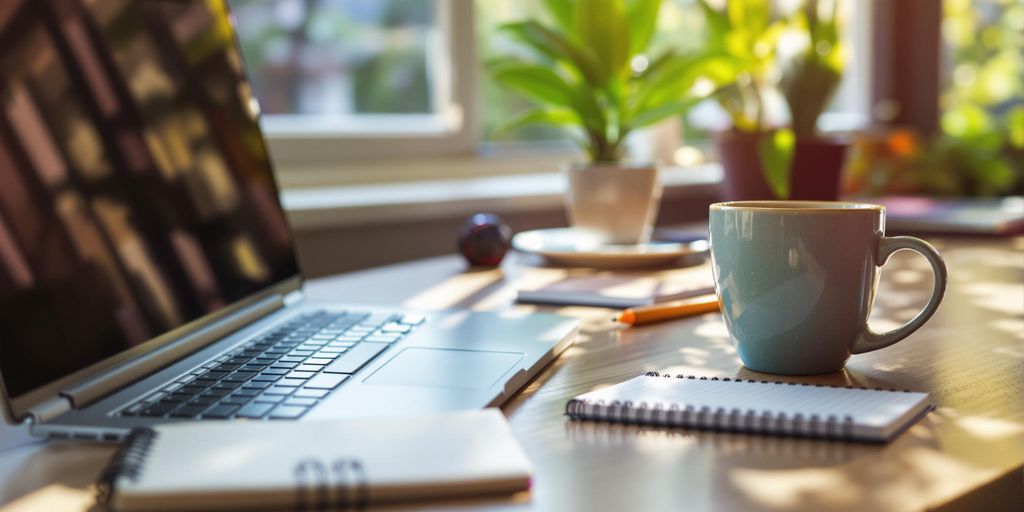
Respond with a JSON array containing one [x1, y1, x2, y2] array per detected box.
[[0, 236, 1021, 512]]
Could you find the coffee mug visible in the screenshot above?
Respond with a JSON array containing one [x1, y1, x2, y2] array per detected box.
[[709, 201, 947, 375]]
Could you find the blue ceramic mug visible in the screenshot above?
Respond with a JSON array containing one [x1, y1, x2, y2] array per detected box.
[[709, 201, 947, 375]]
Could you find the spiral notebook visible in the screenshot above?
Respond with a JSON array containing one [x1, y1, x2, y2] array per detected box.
[[566, 373, 932, 442], [97, 409, 531, 511]]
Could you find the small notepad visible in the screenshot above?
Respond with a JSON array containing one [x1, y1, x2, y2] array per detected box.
[[566, 373, 932, 442]]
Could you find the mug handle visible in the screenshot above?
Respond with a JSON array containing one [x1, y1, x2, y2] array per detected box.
[[852, 236, 948, 354]]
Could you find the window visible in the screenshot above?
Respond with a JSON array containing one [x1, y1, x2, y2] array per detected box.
[[230, 0, 476, 163], [230, 0, 873, 170]]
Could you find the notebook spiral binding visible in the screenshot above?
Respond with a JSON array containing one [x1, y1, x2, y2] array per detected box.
[[641, 371, 915, 392], [564, 372, 912, 441], [295, 458, 368, 511], [96, 427, 159, 504]]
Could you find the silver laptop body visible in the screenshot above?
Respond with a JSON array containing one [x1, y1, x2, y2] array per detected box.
[[0, 0, 576, 441]]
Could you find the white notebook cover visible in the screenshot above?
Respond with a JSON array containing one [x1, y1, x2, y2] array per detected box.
[[567, 374, 932, 442], [103, 409, 531, 511]]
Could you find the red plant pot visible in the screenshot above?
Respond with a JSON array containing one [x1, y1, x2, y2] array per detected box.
[[715, 131, 850, 201]]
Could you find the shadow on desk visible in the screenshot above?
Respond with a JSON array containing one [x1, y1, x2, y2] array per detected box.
[[563, 420, 898, 467]]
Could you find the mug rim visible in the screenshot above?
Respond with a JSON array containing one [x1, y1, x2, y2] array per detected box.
[[710, 200, 884, 212]]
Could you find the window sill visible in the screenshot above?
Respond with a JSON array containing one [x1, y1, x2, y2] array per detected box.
[[281, 163, 722, 230]]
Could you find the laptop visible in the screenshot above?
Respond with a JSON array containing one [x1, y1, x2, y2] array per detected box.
[[0, 0, 577, 441]]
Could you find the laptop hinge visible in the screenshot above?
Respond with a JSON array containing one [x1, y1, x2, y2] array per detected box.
[[61, 294, 286, 409], [283, 289, 304, 306], [26, 396, 73, 424]]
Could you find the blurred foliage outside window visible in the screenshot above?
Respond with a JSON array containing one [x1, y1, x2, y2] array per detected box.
[[231, 0, 435, 116], [846, 0, 1023, 197]]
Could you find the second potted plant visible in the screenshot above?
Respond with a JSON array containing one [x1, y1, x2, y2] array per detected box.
[[489, 0, 723, 245], [702, 0, 849, 200]]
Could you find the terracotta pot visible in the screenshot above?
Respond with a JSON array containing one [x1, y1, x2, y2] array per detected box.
[[565, 163, 662, 245], [715, 131, 850, 201]]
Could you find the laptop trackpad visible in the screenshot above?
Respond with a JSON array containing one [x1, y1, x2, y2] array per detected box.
[[364, 347, 524, 390]]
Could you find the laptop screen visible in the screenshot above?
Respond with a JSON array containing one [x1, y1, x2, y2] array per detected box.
[[0, 0, 300, 400]]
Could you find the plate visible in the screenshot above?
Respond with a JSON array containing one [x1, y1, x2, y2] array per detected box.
[[511, 228, 709, 269]]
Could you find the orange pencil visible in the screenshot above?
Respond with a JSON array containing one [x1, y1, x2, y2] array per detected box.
[[613, 295, 720, 326]]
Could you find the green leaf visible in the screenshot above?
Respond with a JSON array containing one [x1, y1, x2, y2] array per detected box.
[[633, 52, 739, 113], [757, 129, 795, 199], [498, 21, 603, 86], [574, 0, 631, 81], [488, 59, 577, 107], [624, 0, 663, 56], [541, 0, 576, 34], [1007, 106, 1024, 148], [626, 97, 702, 129], [494, 108, 580, 135], [698, 0, 731, 50]]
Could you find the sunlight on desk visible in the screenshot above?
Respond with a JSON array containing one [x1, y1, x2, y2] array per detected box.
[[403, 269, 505, 310], [0, 485, 93, 512]]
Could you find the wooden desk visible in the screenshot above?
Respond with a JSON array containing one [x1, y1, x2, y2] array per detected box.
[[1, 236, 1021, 511]]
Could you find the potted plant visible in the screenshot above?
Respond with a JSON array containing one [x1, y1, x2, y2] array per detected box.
[[488, 0, 725, 244], [701, 0, 848, 200]]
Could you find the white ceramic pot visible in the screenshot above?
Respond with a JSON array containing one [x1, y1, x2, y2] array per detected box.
[[564, 163, 663, 245]]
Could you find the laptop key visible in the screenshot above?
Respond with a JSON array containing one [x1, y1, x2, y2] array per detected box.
[[252, 374, 282, 382], [223, 371, 257, 382], [190, 396, 218, 406], [286, 371, 315, 380], [195, 371, 228, 381], [322, 343, 388, 374], [254, 394, 285, 404], [221, 396, 251, 406], [285, 397, 318, 407], [364, 335, 400, 343], [265, 385, 296, 396], [171, 404, 209, 418], [293, 388, 329, 399], [121, 403, 146, 416], [269, 405, 309, 420], [236, 402, 274, 419], [261, 368, 289, 375], [305, 373, 348, 390], [140, 403, 178, 417], [381, 323, 411, 333], [203, 405, 239, 419]]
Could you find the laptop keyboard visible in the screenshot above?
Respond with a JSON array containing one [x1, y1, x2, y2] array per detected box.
[[119, 310, 424, 421]]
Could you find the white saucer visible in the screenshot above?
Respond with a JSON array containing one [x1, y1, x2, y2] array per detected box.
[[511, 228, 709, 269]]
